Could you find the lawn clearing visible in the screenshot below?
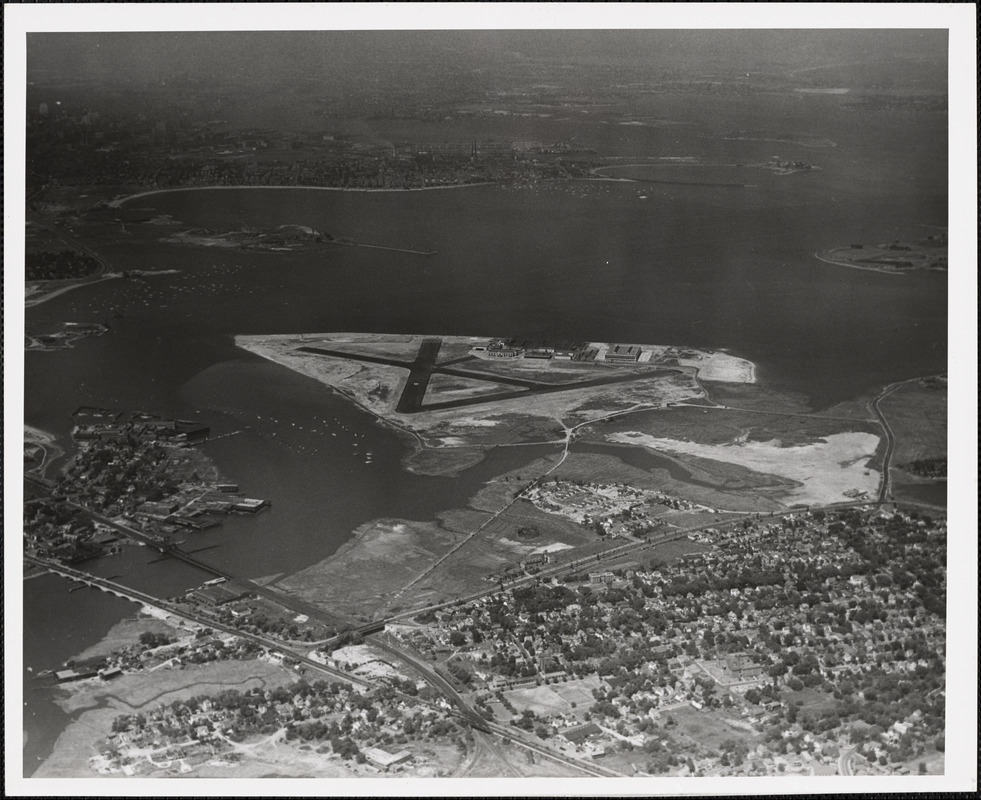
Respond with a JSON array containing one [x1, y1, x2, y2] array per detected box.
[[504, 674, 603, 718], [667, 705, 762, 755]]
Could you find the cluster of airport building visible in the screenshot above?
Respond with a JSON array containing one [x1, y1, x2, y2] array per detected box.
[[472, 338, 648, 364]]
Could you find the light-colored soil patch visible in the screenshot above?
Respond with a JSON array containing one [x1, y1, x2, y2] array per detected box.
[[608, 431, 881, 505], [677, 350, 755, 383], [329, 643, 411, 681], [587, 402, 875, 448], [187, 744, 358, 778], [444, 416, 506, 428]]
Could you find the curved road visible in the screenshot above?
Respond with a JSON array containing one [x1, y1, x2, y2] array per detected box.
[[869, 382, 907, 504]]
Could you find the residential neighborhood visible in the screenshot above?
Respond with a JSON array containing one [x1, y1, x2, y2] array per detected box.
[[397, 506, 946, 776]]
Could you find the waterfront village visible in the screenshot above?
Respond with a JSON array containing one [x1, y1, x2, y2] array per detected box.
[[24, 406, 269, 565], [44, 502, 945, 778], [78, 634, 465, 778], [57, 627, 466, 778]]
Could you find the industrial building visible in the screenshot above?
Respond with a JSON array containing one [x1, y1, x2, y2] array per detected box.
[[230, 497, 269, 514], [188, 583, 251, 606], [560, 722, 602, 743], [605, 344, 643, 363], [364, 747, 412, 770]]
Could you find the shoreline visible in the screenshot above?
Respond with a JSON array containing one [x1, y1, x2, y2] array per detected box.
[[813, 251, 908, 276], [33, 659, 295, 779], [24, 424, 64, 477], [25, 270, 181, 309], [25, 275, 119, 309], [24, 424, 57, 447], [108, 181, 496, 208], [235, 334, 436, 467]]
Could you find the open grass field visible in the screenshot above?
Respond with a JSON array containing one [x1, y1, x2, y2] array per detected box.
[[640, 537, 710, 565], [381, 513, 621, 615], [549, 451, 662, 487], [781, 685, 838, 718], [279, 518, 468, 620], [667, 705, 762, 755], [504, 675, 603, 717], [551, 450, 787, 513], [879, 379, 947, 465]]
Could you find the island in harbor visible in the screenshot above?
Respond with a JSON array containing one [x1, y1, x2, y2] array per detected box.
[[162, 224, 334, 252], [816, 232, 948, 274], [25, 322, 109, 351], [162, 224, 436, 255]]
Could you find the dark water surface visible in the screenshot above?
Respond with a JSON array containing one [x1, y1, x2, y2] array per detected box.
[[23, 111, 947, 772]]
